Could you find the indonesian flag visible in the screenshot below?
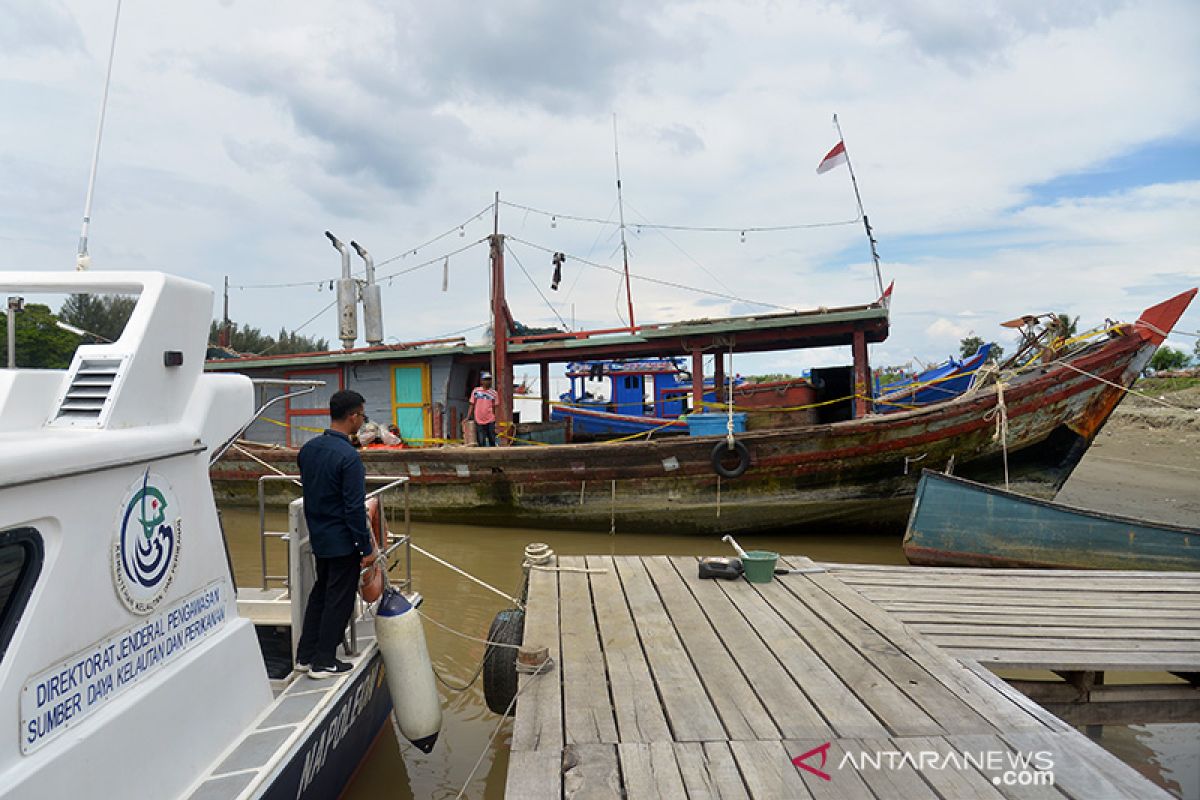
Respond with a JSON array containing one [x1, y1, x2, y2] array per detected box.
[[878, 280, 894, 307], [816, 141, 848, 174]]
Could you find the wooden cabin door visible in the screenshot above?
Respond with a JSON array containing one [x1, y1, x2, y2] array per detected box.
[[391, 365, 430, 443]]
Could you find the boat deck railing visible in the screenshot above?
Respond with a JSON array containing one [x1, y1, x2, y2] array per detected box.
[[255, 474, 413, 593]]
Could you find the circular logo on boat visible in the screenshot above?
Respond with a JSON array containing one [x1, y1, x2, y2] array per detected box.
[[112, 470, 182, 614]]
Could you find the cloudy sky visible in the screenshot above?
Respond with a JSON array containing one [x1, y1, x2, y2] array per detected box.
[[3, 0, 1198, 378]]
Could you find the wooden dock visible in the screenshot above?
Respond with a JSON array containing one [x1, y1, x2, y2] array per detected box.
[[506, 555, 1196, 799]]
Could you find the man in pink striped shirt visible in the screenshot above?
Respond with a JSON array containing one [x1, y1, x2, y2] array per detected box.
[[469, 372, 499, 447]]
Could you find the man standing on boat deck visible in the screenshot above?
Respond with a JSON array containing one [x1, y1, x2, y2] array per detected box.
[[469, 372, 499, 447], [295, 389, 377, 679]]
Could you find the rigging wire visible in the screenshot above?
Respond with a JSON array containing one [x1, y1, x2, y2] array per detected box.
[[505, 244, 571, 331], [507, 235, 795, 313], [252, 298, 337, 355], [625, 198, 736, 297], [231, 206, 492, 290], [498, 198, 861, 233]]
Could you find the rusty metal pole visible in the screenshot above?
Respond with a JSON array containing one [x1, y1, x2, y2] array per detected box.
[[490, 234, 512, 443], [852, 329, 871, 418], [540, 361, 551, 423], [691, 349, 704, 414]]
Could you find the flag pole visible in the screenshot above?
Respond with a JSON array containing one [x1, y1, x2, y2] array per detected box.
[[832, 114, 884, 298]]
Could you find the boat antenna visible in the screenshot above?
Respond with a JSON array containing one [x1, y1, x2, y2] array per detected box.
[[612, 113, 636, 331], [76, 0, 124, 271], [832, 114, 884, 299]]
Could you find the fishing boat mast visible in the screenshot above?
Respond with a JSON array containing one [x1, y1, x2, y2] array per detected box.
[[613, 114, 637, 331], [832, 113, 884, 298]]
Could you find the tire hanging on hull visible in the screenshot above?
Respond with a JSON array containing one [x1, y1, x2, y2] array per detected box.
[[375, 589, 442, 753]]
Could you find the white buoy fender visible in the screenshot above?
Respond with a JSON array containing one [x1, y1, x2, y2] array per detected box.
[[375, 589, 442, 753]]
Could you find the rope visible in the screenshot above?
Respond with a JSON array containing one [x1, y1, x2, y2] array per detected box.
[[984, 381, 1010, 489], [411, 542, 524, 608], [416, 609, 523, 650], [508, 235, 795, 312], [506, 242, 571, 330], [498, 198, 861, 233], [452, 658, 553, 800], [231, 443, 301, 486], [1058, 361, 1198, 412], [431, 658, 485, 693]]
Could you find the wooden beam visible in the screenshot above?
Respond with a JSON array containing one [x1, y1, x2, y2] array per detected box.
[[852, 328, 870, 418], [540, 361, 551, 424], [713, 352, 725, 408], [690, 350, 703, 413]]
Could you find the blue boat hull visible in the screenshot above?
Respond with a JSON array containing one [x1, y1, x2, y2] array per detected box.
[[260, 652, 394, 800], [903, 470, 1200, 570], [550, 405, 687, 437], [876, 346, 991, 412]]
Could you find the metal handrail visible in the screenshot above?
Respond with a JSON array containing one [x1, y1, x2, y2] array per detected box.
[[255, 474, 412, 591], [209, 379, 326, 466]]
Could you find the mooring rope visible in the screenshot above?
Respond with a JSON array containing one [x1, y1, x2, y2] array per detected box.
[[1058, 361, 1198, 412], [452, 657, 554, 800], [984, 381, 1011, 490]]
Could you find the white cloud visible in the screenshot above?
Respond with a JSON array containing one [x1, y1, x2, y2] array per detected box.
[[0, 0, 1196, 374], [926, 318, 973, 341]]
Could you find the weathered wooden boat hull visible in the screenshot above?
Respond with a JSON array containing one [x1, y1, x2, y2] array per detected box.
[[211, 290, 1196, 535], [903, 471, 1200, 570]]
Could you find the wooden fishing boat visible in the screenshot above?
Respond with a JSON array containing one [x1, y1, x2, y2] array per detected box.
[[903, 470, 1200, 570], [874, 344, 991, 412], [211, 288, 1197, 535]]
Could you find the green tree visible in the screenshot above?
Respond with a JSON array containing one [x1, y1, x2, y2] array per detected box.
[[959, 336, 1004, 363], [1054, 314, 1079, 340], [59, 294, 137, 342], [208, 320, 328, 355], [1, 303, 82, 368], [1148, 346, 1190, 374], [746, 373, 798, 383]]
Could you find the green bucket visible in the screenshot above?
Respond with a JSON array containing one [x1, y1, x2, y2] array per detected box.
[[741, 550, 779, 583]]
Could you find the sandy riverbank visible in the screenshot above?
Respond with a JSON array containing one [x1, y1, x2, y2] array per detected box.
[[1057, 385, 1200, 527]]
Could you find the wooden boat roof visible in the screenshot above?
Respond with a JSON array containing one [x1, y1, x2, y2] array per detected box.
[[205, 300, 889, 370]]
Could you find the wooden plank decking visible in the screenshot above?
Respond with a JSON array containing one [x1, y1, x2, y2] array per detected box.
[[827, 563, 1200, 672], [506, 555, 1186, 799]]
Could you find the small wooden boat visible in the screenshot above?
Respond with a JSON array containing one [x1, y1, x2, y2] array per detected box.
[[903, 470, 1200, 570], [874, 344, 992, 412]]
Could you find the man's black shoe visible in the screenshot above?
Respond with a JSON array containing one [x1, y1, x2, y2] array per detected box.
[[307, 659, 353, 679]]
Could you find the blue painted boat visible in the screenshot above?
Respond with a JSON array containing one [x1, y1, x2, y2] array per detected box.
[[551, 358, 741, 438], [903, 470, 1200, 570], [875, 344, 992, 413]]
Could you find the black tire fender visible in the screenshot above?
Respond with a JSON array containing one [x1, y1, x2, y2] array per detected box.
[[483, 608, 525, 715], [711, 439, 751, 479]]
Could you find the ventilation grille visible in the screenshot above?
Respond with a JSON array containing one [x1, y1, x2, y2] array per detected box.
[[55, 358, 123, 422]]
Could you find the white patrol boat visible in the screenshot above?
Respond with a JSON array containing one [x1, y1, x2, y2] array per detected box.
[[0, 271, 440, 800]]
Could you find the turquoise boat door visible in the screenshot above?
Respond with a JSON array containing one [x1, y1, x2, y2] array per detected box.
[[391, 365, 430, 443]]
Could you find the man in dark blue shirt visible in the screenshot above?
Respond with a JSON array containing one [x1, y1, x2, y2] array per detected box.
[[295, 389, 377, 678]]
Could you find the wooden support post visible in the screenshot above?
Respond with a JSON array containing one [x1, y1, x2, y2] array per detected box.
[[540, 362, 551, 423], [490, 234, 513, 444], [713, 352, 725, 408], [852, 329, 870, 418], [691, 350, 704, 414]]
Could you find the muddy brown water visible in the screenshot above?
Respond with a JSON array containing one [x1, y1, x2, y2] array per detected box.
[[219, 508, 1198, 799]]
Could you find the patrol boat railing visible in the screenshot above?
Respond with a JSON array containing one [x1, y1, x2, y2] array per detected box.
[[255, 474, 412, 592]]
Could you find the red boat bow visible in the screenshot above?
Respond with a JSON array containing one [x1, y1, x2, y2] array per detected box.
[[1135, 288, 1197, 344]]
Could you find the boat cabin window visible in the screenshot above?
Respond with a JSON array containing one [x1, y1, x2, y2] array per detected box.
[[0, 528, 42, 665]]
